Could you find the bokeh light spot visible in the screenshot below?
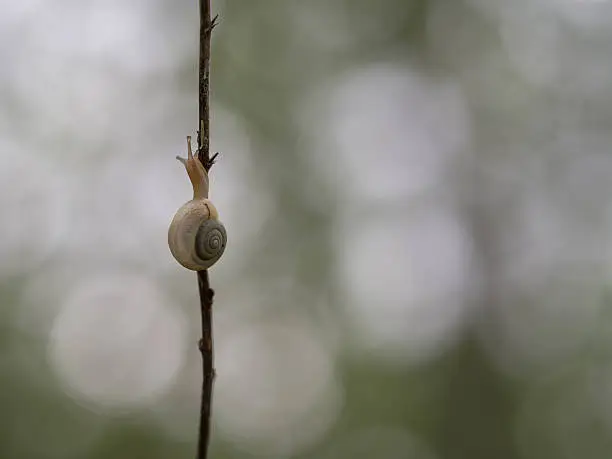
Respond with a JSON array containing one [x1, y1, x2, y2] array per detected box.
[[48, 273, 187, 412]]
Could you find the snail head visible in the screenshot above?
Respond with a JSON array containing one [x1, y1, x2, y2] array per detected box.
[[176, 136, 209, 200]]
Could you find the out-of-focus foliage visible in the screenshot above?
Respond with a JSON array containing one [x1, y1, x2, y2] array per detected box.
[[2, 0, 612, 458]]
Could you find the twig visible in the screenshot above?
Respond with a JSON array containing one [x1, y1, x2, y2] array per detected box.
[[196, 271, 214, 459], [195, 1, 217, 458], [196, 0, 218, 170]]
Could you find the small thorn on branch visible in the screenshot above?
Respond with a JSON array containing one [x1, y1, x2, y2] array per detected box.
[[205, 14, 219, 35], [201, 152, 219, 171]]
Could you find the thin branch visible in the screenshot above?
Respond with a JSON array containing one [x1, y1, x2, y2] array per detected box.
[[195, 1, 217, 459], [197, 0, 218, 171], [196, 271, 214, 459]]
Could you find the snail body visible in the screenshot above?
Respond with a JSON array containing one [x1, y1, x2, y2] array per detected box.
[[168, 138, 227, 271]]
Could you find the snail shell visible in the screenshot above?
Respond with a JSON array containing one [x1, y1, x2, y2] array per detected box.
[[168, 199, 227, 271], [168, 136, 227, 271]]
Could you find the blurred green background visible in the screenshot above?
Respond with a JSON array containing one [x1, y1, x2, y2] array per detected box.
[[3, 0, 612, 458]]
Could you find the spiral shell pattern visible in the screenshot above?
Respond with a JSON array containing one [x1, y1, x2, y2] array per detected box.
[[168, 199, 227, 271], [195, 219, 227, 265]]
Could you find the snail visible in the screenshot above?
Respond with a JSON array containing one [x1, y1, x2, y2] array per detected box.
[[168, 137, 227, 271]]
